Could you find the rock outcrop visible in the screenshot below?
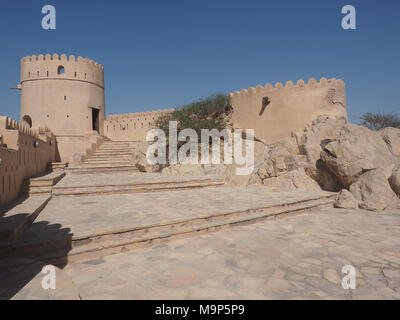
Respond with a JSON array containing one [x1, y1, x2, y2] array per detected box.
[[389, 166, 400, 196], [321, 124, 397, 188], [131, 142, 162, 173], [249, 137, 309, 185], [379, 127, 400, 157], [296, 115, 347, 191], [334, 189, 358, 209], [349, 168, 399, 211], [150, 114, 400, 212], [262, 167, 321, 191]]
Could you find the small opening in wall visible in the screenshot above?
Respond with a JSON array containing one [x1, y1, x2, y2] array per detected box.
[[64, 96, 67, 101], [37, 71, 39, 77], [28, 72, 30, 78], [84, 73, 87, 79], [58, 66, 65, 75], [67, 115, 70, 118], [74, 72, 77, 77], [260, 96, 271, 116], [22, 115, 32, 128], [47, 115, 49, 118], [47, 71, 49, 77]]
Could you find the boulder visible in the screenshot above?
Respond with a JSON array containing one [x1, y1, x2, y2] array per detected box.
[[299, 115, 347, 166], [334, 189, 358, 209], [321, 124, 397, 188], [349, 168, 399, 211], [135, 158, 161, 173], [249, 136, 309, 185], [131, 141, 162, 173], [271, 136, 300, 157], [389, 166, 400, 196], [296, 115, 347, 191], [262, 168, 322, 191], [379, 127, 400, 157]]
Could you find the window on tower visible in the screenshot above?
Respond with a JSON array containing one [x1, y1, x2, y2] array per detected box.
[[57, 66, 65, 75]]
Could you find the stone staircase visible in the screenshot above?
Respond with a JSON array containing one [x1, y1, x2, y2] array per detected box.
[[5, 190, 337, 265], [0, 138, 339, 267], [28, 172, 66, 196], [52, 173, 225, 197], [67, 140, 139, 174]]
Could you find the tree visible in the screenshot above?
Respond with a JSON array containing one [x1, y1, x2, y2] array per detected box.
[[358, 111, 400, 131]]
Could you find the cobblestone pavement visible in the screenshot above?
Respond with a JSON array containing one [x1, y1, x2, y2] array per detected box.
[[11, 207, 400, 300]]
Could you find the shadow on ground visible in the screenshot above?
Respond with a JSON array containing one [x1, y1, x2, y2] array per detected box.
[[0, 211, 73, 300]]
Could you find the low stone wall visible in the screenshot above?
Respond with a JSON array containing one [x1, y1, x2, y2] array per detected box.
[[0, 117, 57, 207], [104, 110, 173, 141]]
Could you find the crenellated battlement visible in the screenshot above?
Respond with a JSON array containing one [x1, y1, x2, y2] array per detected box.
[[106, 109, 174, 122], [104, 109, 174, 141], [229, 77, 345, 99], [229, 77, 347, 144], [20, 54, 104, 88], [0, 116, 39, 138], [0, 116, 57, 207]]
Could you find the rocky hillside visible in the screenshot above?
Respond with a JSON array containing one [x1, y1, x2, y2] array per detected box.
[[131, 115, 400, 212]]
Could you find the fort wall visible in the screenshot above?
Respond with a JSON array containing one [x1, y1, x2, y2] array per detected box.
[[0, 117, 57, 207], [104, 109, 173, 141], [229, 77, 347, 143]]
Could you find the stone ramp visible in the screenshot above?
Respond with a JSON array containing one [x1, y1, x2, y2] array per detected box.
[[52, 172, 225, 197], [7, 187, 336, 264]]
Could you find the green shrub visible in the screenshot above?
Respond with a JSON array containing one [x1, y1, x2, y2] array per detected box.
[[358, 111, 400, 130], [154, 94, 232, 140]]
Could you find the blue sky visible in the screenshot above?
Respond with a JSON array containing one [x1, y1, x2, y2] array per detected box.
[[0, 0, 399, 123]]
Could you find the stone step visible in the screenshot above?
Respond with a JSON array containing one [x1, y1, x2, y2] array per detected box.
[[81, 163, 132, 168], [84, 157, 131, 161], [83, 160, 132, 165], [10, 194, 336, 265], [66, 165, 139, 174], [0, 196, 51, 248], [86, 158, 132, 163], [90, 152, 133, 157], [94, 149, 133, 152], [52, 178, 225, 197], [98, 144, 130, 147], [100, 144, 129, 147], [28, 172, 66, 196], [87, 155, 132, 159], [100, 141, 129, 144], [97, 146, 130, 149], [49, 162, 68, 172], [98, 145, 130, 148]]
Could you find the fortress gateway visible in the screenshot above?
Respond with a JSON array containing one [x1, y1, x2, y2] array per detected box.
[[0, 53, 347, 205]]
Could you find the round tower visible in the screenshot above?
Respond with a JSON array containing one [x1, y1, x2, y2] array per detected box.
[[19, 54, 105, 163]]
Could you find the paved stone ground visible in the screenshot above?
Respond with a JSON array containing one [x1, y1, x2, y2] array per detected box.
[[9, 207, 400, 300], [17, 187, 332, 243], [54, 172, 222, 188]]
